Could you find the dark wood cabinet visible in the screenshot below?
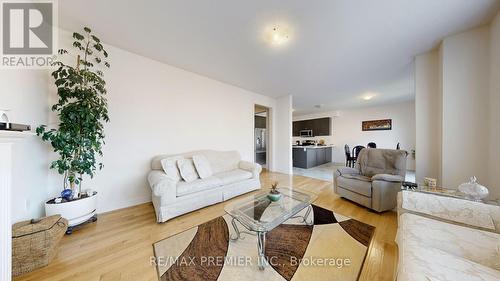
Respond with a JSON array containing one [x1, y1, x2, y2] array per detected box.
[[293, 121, 300, 136], [313, 118, 331, 136], [292, 117, 331, 136], [255, 116, 266, 128]]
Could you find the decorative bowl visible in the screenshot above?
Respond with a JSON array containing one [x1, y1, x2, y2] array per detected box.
[[458, 176, 489, 201]]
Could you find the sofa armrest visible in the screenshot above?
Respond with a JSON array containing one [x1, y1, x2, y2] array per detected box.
[[372, 174, 404, 182], [239, 161, 262, 178], [371, 181, 402, 212], [336, 167, 360, 176], [147, 170, 177, 201], [333, 167, 360, 193]]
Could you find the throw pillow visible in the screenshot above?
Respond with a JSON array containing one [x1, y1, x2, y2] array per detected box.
[[192, 155, 213, 179], [177, 158, 199, 182], [160, 156, 183, 182]]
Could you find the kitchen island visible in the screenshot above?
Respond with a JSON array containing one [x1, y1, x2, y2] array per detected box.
[[292, 145, 333, 169]]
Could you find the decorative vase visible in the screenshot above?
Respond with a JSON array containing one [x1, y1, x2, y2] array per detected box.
[[458, 176, 489, 201], [267, 192, 282, 202]]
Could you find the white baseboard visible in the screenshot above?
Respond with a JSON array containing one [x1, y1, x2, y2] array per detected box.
[[97, 195, 151, 214]]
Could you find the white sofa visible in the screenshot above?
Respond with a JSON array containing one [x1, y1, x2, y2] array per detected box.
[[147, 150, 262, 223], [396, 190, 500, 281]]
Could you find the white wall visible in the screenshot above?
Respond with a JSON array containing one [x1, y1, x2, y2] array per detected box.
[[45, 33, 287, 213], [294, 101, 416, 170], [489, 11, 500, 200], [274, 95, 293, 174], [441, 26, 490, 189], [416, 20, 500, 198], [0, 70, 50, 222], [5, 29, 294, 220], [415, 50, 442, 184]]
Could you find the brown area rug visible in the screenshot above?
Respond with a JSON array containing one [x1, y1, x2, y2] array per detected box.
[[153, 204, 374, 281]]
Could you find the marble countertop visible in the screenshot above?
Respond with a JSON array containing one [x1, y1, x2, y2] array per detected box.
[[292, 144, 334, 149]]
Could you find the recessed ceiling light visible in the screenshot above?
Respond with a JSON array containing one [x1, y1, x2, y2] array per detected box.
[[265, 25, 290, 46], [362, 92, 377, 101]]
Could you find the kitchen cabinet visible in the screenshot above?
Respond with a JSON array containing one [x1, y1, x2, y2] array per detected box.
[[293, 148, 308, 168], [325, 147, 332, 162], [293, 121, 300, 137], [292, 117, 331, 136], [316, 148, 326, 165], [293, 146, 333, 168], [312, 118, 331, 136]]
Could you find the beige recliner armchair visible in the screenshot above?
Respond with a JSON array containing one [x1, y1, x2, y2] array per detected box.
[[334, 148, 407, 212]]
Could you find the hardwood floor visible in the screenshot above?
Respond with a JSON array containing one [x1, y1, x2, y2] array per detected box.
[[14, 171, 398, 281]]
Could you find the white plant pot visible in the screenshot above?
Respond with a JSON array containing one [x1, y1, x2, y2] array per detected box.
[[45, 192, 97, 227]]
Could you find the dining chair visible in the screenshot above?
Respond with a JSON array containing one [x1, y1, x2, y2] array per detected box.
[[367, 142, 377, 148], [396, 142, 401, 150], [344, 144, 356, 167], [352, 145, 365, 166]]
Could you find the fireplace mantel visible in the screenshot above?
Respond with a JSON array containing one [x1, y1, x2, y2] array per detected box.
[[0, 130, 35, 141], [0, 131, 33, 280]]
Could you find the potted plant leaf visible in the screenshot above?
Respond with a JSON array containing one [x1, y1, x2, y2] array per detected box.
[[37, 27, 110, 234]]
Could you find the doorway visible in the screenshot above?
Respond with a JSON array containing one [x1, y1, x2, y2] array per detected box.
[[254, 105, 269, 169]]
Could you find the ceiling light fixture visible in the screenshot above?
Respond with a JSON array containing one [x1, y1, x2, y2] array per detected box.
[[362, 92, 377, 101], [266, 25, 290, 46]]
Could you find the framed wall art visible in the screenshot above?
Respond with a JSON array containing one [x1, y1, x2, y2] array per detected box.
[[362, 119, 392, 131]]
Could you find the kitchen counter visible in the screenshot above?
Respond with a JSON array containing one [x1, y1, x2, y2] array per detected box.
[[293, 145, 333, 169], [292, 144, 334, 149]]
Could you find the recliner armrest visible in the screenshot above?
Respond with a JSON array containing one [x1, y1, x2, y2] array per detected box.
[[372, 173, 404, 182], [147, 170, 177, 201], [336, 167, 360, 176], [239, 161, 262, 178]]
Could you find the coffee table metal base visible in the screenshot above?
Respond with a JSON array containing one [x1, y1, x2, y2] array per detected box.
[[229, 205, 313, 270]]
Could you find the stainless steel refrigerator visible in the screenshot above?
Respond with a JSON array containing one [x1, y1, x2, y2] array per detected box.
[[255, 128, 266, 165]]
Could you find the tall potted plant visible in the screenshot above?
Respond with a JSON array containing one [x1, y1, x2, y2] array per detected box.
[[37, 27, 110, 233]]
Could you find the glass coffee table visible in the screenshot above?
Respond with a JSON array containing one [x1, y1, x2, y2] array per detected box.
[[224, 188, 317, 270]]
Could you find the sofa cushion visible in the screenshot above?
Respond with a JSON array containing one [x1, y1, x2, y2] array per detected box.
[[337, 175, 372, 197], [160, 156, 183, 182], [397, 241, 500, 281], [176, 177, 222, 197], [399, 213, 500, 270], [214, 169, 253, 185], [397, 213, 500, 280], [192, 155, 213, 179], [202, 150, 241, 174], [177, 159, 199, 182], [151, 150, 241, 173], [356, 148, 407, 178]]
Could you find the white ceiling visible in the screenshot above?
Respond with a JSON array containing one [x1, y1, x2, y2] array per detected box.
[[58, 0, 500, 115]]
